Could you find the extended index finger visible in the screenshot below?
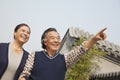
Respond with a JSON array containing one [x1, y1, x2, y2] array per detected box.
[[98, 27, 107, 34]]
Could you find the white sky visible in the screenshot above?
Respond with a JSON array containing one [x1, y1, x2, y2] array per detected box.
[[0, 0, 120, 53]]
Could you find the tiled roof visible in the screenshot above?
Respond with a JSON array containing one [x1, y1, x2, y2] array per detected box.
[[61, 27, 120, 79], [68, 27, 120, 63], [58, 27, 120, 79], [89, 71, 120, 80]]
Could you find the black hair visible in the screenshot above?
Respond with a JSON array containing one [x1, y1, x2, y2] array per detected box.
[[14, 23, 31, 39]]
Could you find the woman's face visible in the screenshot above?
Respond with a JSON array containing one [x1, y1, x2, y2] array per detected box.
[[44, 31, 61, 52], [14, 26, 30, 44]]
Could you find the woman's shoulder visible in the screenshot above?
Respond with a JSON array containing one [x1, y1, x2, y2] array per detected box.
[[23, 49, 30, 55], [0, 43, 9, 50], [0, 42, 9, 46]]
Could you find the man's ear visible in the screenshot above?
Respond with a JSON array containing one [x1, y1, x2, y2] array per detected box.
[[43, 39, 47, 45]]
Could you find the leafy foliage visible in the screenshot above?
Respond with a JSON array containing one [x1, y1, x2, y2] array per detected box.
[[65, 36, 106, 80]]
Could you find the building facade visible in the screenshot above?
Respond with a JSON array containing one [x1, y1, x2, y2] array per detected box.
[[59, 27, 120, 80]]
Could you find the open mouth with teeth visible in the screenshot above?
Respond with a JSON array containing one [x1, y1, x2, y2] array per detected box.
[[21, 34, 27, 40]]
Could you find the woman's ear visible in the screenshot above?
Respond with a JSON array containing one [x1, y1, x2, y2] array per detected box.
[[14, 32, 17, 39]]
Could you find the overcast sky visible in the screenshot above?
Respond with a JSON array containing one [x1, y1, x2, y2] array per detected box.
[[0, 0, 120, 53]]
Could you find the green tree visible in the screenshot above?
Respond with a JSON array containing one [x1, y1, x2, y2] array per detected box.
[[65, 36, 106, 80]]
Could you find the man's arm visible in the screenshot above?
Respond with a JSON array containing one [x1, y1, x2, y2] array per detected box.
[[64, 27, 107, 68], [83, 27, 107, 49], [18, 52, 35, 80]]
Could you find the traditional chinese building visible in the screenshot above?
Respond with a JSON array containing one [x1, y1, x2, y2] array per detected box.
[[59, 27, 120, 80]]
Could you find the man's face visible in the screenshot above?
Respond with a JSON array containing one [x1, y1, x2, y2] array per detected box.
[[44, 31, 61, 52]]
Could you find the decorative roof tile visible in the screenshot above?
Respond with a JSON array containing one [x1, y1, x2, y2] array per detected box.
[[59, 27, 120, 79], [67, 27, 120, 62]]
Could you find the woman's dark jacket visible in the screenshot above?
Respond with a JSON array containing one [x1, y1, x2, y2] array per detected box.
[[0, 43, 29, 80]]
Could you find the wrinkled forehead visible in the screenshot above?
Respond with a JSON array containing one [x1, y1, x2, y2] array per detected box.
[[45, 31, 60, 38]]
